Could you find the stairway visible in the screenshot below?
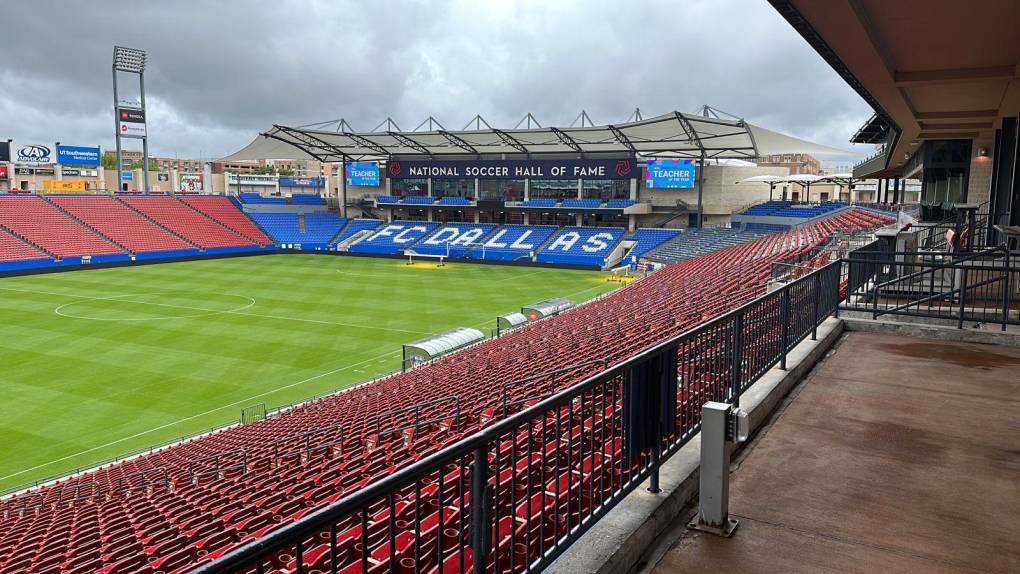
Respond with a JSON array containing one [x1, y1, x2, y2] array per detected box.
[[39, 195, 130, 254], [113, 196, 202, 250], [0, 223, 56, 260]]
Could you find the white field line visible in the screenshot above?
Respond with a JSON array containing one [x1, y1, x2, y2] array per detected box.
[[0, 285, 429, 335], [0, 348, 402, 483]]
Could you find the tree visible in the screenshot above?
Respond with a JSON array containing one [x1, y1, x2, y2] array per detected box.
[[129, 159, 159, 171]]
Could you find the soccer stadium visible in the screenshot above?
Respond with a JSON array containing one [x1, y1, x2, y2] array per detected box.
[[1, 1, 1019, 573]]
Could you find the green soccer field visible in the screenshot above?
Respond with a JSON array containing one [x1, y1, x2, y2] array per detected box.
[[0, 254, 618, 491]]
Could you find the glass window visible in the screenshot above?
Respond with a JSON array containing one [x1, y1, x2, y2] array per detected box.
[[391, 178, 427, 195], [432, 178, 475, 198], [530, 180, 577, 200], [479, 179, 524, 201], [582, 179, 629, 200]]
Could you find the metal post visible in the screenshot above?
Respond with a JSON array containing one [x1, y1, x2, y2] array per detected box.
[[469, 445, 491, 574], [696, 151, 706, 228], [1002, 253, 1011, 332], [958, 267, 968, 329], [340, 159, 348, 218], [140, 71, 150, 193], [112, 67, 122, 192], [812, 273, 820, 340], [689, 402, 739, 537], [731, 313, 744, 401], [780, 287, 790, 370]]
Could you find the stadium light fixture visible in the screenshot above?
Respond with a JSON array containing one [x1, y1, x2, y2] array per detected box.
[[113, 46, 147, 73]]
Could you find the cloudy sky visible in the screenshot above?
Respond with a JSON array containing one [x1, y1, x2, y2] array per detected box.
[[0, 0, 875, 163]]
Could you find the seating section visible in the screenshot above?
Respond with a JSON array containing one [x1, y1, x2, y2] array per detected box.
[[329, 218, 383, 246], [179, 196, 273, 245], [290, 194, 323, 205], [0, 208, 895, 574], [535, 226, 625, 267], [0, 195, 121, 258], [412, 223, 496, 257], [401, 195, 437, 205], [606, 198, 636, 209], [0, 229, 49, 262], [347, 221, 440, 254], [464, 224, 558, 262], [437, 196, 472, 206], [239, 193, 287, 205], [645, 227, 768, 264], [560, 198, 601, 209], [375, 195, 402, 204], [119, 196, 256, 249], [624, 228, 682, 263], [519, 198, 558, 208], [740, 201, 847, 218], [250, 213, 348, 247], [49, 195, 194, 254]]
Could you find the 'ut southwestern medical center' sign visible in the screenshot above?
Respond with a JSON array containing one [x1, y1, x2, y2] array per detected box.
[[387, 158, 637, 180]]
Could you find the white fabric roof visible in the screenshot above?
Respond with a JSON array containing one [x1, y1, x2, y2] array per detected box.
[[405, 327, 485, 358], [220, 111, 851, 162]]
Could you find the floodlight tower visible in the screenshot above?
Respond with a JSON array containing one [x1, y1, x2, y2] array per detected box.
[[112, 46, 149, 192]]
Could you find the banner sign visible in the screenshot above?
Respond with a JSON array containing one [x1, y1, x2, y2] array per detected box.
[[0, 141, 9, 162], [43, 180, 88, 192], [16, 144, 53, 164], [35, 167, 55, 176], [61, 168, 98, 177], [14, 167, 34, 175], [346, 161, 380, 186], [121, 171, 133, 181], [179, 174, 203, 192], [56, 145, 101, 166], [386, 158, 637, 180], [118, 108, 146, 138], [227, 173, 276, 186], [0, 165, 7, 179], [157, 173, 170, 182], [279, 176, 323, 187], [645, 159, 696, 188]]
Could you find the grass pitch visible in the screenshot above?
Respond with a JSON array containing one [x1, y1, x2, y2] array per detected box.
[[0, 255, 618, 491]]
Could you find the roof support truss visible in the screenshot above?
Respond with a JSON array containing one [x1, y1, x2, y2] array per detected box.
[[340, 132, 389, 156], [437, 130, 478, 155], [606, 124, 637, 153], [388, 131, 433, 157], [492, 129, 529, 154], [549, 127, 582, 153]]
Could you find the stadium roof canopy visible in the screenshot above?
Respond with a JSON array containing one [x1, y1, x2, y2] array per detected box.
[[221, 111, 851, 163]]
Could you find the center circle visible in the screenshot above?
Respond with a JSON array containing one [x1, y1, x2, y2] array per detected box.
[[54, 293, 256, 322]]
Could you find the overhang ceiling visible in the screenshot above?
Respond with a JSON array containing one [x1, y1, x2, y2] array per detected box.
[[773, 0, 1020, 176]]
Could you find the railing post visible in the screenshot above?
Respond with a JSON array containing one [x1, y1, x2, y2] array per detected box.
[[958, 267, 968, 330], [780, 287, 790, 370], [470, 445, 491, 574], [812, 273, 820, 340], [1002, 254, 1011, 332], [731, 313, 743, 402]]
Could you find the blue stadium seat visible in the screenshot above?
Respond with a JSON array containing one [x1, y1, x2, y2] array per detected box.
[[535, 227, 625, 267], [560, 198, 602, 209], [290, 194, 324, 205], [239, 192, 287, 205], [518, 198, 558, 208], [624, 228, 681, 263], [329, 219, 383, 246], [464, 224, 558, 262], [437, 196, 472, 206], [402, 195, 437, 205], [348, 221, 440, 254], [606, 198, 636, 209], [375, 195, 402, 204], [412, 223, 497, 258], [249, 212, 347, 247]]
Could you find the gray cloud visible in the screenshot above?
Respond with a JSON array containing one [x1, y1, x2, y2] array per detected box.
[[0, 0, 875, 161]]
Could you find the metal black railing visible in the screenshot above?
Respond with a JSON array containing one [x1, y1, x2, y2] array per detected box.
[[839, 245, 1019, 330], [193, 262, 841, 574]]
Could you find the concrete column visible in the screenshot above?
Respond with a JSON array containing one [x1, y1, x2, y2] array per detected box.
[[629, 177, 637, 201], [523, 179, 530, 201], [523, 212, 530, 225], [474, 211, 480, 223], [577, 179, 583, 199], [575, 212, 582, 226], [474, 178, 479, 200], [628, 214, 636, 232]]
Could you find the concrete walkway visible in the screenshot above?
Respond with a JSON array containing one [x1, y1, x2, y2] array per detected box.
[[651, 332, 1020, 574]]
